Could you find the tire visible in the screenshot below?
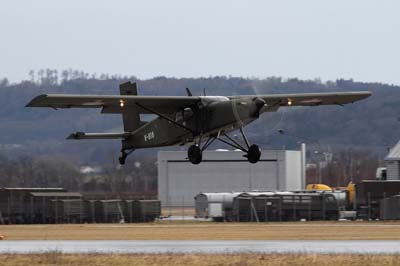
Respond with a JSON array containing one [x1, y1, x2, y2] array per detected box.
[[247, 144, 261, 163], [188, 145, 202, 164]]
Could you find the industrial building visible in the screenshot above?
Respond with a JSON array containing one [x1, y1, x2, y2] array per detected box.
[[158, 147, 306, 206]]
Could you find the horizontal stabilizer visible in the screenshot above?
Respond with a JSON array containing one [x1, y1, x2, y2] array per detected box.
[[67, 132, 131, 140]]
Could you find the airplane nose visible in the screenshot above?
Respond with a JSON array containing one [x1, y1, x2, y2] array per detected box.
[[249, 97, 266, 118]]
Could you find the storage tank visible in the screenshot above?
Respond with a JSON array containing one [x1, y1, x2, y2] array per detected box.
[[194, 192, 243, 218], [325, 191, 348, 210]]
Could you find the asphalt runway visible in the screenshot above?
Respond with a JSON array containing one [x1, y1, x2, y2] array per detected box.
[[0, 240, 399, 254]]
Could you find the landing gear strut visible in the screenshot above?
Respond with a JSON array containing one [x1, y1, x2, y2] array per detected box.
[[188, 128, 261, 164], [215, 128, 261, 164]]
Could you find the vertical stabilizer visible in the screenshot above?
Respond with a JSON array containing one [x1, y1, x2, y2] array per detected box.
[[119, 82, 141, 132]]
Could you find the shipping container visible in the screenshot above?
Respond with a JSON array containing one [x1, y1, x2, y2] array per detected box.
[[380, 195, 400, 220], [356, 180, 400, 219], [132, 200, 161, 222], [94, 200, 124, 223]]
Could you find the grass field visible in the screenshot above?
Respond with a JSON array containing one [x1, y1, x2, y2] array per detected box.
[[1, 221, 400, 240], [1, 222, 399, 265], [0, 253, 399, 266]]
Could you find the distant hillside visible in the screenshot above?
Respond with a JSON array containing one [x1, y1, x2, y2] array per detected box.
[[0, 73, 399, 163]]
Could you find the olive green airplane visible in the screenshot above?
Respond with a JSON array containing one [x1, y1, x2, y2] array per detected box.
[[27, 82, 371, 165]]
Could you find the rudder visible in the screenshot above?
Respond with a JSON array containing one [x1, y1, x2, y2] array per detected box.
[[119, 81, 141, 132]]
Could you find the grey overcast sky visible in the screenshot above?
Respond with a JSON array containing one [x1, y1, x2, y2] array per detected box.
[[1, 0, 399, 84]]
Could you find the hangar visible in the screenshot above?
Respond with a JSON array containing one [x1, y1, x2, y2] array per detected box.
[[158, 145, 306, 207]]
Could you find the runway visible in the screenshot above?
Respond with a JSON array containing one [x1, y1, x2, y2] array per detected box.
[[0, 240, 399, 254]]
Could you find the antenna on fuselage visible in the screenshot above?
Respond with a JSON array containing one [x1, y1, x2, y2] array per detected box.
[[203, 88, 206, 96]]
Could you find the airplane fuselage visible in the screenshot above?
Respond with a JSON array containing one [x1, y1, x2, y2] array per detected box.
[[122, 96, 258, 150]]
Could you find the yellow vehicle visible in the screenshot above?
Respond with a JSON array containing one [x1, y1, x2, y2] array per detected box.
[[306, 184, 332, 191]]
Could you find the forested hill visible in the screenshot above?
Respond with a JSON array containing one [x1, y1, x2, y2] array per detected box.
[[0, 72, 399, 163]]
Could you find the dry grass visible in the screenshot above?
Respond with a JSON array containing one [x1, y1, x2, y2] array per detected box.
[[1, 221, 400, 240], [0, 253, 399, 266], [162, 207, 196, 216]]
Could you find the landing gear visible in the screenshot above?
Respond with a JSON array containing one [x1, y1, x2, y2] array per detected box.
[[245, 144, 261, 164], [119, 148, 134, 165], [188, 144, 202, 164], [214, 128, 262, 164], [188, 128, 262, 164], [119, 154, 126, 165]]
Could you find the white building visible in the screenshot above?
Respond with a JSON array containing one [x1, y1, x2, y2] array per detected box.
[[158, 146, 306, 206], [385, 141, 400, 180]]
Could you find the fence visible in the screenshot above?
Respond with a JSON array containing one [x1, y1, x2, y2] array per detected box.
[[1, 190, 399, 223]]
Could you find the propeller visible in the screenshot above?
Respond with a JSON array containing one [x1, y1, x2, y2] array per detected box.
[[230, 83, 286, 146]]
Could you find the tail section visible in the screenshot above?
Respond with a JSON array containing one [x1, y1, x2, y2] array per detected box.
[[67, 81, 146, 165], [119, 82, 141, 132]]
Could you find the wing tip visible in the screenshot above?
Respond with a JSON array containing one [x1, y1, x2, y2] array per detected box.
[[25, 94, 49, 107], [357, 91, 373, 100], [359, 90, 373, 96], [66, 132, 85, 140]]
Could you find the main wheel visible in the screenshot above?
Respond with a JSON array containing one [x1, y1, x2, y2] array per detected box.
[[247, 144, 261, 163], [188, 144, 202, 164]]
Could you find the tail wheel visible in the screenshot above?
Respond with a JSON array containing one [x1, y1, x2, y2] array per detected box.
[[119, 151, 128, 165], [247, 144, 261, 164], [188, 144, 202, 164], [119, 156, 126, 165]]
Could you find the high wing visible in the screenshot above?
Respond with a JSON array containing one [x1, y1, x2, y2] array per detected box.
[[26, 94, 201, 114], [230, 91, 372, 109], [27, 91, 371, 114]]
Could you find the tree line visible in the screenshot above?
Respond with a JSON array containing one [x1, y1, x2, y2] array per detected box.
[[0, 70, 398, 189]]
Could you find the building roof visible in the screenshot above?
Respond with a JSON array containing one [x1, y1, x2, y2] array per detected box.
[[2, 188, 66, 191], [386, 140, 400, 160], [30, 192, 82, 197], [358, 180, 400, 183], [96, 199, 122, 203], [50, 199, 83, 202]]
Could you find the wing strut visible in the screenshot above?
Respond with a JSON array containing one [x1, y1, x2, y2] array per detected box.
[[135, 102, 195, 134]]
